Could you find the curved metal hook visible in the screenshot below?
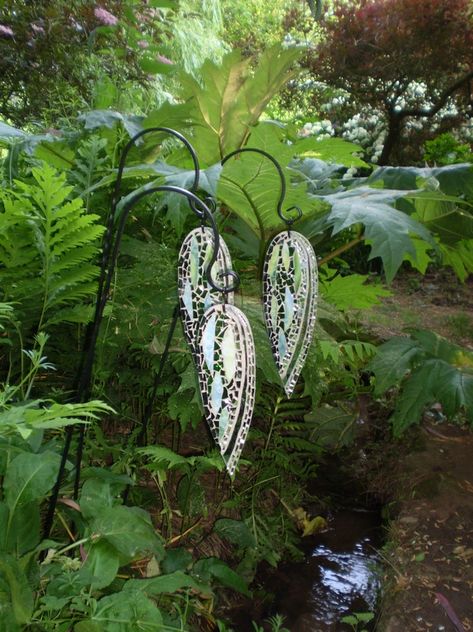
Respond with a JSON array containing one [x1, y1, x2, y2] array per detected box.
[[221, 147, 303, 227], [112, 126, 200, 210]]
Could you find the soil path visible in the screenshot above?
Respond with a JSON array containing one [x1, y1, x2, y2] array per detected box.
[[362, 270, 473, 631], [378, 423, 473, 632]]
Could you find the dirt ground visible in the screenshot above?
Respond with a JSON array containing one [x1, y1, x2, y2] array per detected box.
[[377, 423, 473, 632], [363, 269, 473, 632], [365, 268, 473, 349]]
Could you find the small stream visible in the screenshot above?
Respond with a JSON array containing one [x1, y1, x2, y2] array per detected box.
[[264, 507, 382, 631]]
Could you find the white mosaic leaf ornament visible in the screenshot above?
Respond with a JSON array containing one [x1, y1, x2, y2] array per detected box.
[[196, 304, 256, 476], [263, 231, 318, 397], [178, 227, 234, 356]]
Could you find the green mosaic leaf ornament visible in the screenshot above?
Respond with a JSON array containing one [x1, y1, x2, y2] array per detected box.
[[222, 326, 237, 382], [202, 312, 216, 372], [284, 286, 294, 331], [190, 235, 200, 286], [182, 280, 193, 319], [282, 241, 291, 272], [278, 328, 287, 360], [219, 406, 230, 441], [196, 304, 256, 476], [178, 228, 234, 356], [210, 373, 224, 414], [262, 231, 318, 397], [293, 248, 302, 293], [268, 244, 280, 281]]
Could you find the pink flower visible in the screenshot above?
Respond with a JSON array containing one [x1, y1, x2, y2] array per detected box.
[[94, 6, 118, 26], [137, 40, 149, 49], [157, 54, 173, 65], [0, 24, 14, 38]]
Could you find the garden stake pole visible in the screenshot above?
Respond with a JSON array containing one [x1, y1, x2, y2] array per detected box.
[[43, 129, 228, 541], [137, 303, 181, 447], [70, 186, 233, 499]]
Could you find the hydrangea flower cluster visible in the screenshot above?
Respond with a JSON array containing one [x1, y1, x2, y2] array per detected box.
[[299, 120, 335, 140]]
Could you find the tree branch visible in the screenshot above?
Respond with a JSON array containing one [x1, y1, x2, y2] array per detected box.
[[400, 70, 473, 118]]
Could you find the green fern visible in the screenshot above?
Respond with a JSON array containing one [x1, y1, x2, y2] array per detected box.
[[0, 164, 104, 330]]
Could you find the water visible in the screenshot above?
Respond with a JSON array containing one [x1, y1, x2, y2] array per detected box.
[[265, 508, 382, 631]]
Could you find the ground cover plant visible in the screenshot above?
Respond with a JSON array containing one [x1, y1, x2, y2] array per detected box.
[[0, 2, 472, 629]]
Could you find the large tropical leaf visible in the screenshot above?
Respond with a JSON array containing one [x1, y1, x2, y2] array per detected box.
[[217, 124, 326, 239], [145, 45, 302, 164], [319, 187, 435, 282], [370, 331, 473, 435]]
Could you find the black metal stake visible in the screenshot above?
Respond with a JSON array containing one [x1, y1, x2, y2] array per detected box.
[[42, 128, 236, 541]]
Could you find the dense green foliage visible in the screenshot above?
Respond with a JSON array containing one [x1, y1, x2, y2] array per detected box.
[[0, 3, 472, 629]]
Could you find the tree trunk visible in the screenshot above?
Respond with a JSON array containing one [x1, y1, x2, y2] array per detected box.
[[378, 112, 403, 166]]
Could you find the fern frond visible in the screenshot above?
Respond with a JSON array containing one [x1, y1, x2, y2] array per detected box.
[[0, 163, 105, 330]]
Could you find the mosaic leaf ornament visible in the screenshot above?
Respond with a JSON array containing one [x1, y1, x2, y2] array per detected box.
[[196, 304, 256, 476], [263, 231, 318, 397], [178, 227, 234, 356]]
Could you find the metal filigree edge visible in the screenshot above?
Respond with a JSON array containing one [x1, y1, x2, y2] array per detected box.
[[262, 231, 318, 397], [178, 227, 234, 356], [196, 303, 256, 476]]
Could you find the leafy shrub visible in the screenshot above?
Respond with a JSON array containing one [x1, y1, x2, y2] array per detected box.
[[369, 330, 473, 435]]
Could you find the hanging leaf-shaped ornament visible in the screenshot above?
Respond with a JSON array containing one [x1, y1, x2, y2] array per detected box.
[[262, 231, 318, 397], [196, 304, 256, 476], [178, 228, 234, 356]]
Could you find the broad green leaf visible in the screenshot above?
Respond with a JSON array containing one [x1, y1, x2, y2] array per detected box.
[[194, 557, 251, 596], [411, 330, 473, 368], [368, 163, 473, 199], [439, 240, 473, 282], [161, 548, 193, 574], [405, 191, 473, 244], [304, 406, 357, 449], [0, 501, 40, 556], [390, 359, 444, 436], [321, 187, 435, 282], [4, 451, 61, 510], [0, 553, 34, 624], [320, 272, 391, 311], [218, 125, 325, 237], [80, 479, 115, 521], [295, 136, 367, 167], [176, 475, 206, 517], [80, 540, 119, 589], [368, 337, 422, 395], [76, 591, 163, 631], [176, 45, 302, 162], [124, 570, 211, 596], [91, 506, 163, 561], [214, 519, 256, 548]]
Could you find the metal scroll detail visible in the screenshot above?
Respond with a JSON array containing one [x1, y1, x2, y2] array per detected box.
[[263, 231, 318, 398], [196, 303, 256, 476], [178, 227, 234, 356]]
